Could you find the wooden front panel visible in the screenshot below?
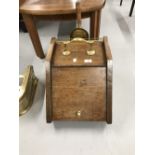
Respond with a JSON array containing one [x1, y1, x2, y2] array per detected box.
[[51, 67, 106, 121]]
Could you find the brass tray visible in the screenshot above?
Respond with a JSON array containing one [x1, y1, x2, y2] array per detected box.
[[19, 66, 38, 116]]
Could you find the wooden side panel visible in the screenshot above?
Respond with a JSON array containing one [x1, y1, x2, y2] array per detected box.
[[46, 63, 52, 122], [45, 38, 56, 123], [103, 36, 113, 124], [51, 67, 106, 121], [106, 61, 112, 124]]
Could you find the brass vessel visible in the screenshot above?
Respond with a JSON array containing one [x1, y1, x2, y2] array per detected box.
[[19, 66, 38, 116]]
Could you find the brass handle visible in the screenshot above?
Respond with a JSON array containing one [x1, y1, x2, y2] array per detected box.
[[62, 38, 95, 56], [70, 37, 94, 43]]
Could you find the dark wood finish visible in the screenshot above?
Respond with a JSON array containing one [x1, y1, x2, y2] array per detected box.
[[46, 36, 112, 123], [103, 37, 112, 124], [45, 38, 56, 122], [20, 0, 106, 59]]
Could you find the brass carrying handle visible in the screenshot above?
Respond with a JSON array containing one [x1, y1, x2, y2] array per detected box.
[[62, 38, 95, 56], [62, 37, 95, 44], [70, 37, 94, 43]]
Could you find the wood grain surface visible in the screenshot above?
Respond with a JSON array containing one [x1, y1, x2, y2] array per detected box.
[[20, 0, 106, 15], [52, 67, 106, 121]]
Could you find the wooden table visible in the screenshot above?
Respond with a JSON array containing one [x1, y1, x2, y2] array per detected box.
[[20, 0, 106, 59]]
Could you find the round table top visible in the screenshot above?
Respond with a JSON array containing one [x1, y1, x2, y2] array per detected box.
[[20, 0, 106, 15]]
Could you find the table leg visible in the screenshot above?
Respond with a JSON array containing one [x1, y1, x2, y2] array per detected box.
[[129, 0, 135, 17], [120, 0, 123, 6], [19, 13, 27, 32], [22, 14, 45, 59], [96, 10, 101, 39], [90, 10, 101, 39]]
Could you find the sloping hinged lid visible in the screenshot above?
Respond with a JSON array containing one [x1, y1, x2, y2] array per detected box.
[[52, 40, 107, 67]]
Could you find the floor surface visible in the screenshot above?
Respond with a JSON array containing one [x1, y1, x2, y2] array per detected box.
[[19, 0, 135, 155]]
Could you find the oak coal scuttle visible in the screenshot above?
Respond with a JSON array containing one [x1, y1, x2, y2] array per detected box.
[[45, 37, 112, 124]]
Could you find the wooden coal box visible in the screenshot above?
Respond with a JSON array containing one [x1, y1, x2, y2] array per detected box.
[[45, 37, 112, 123]]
